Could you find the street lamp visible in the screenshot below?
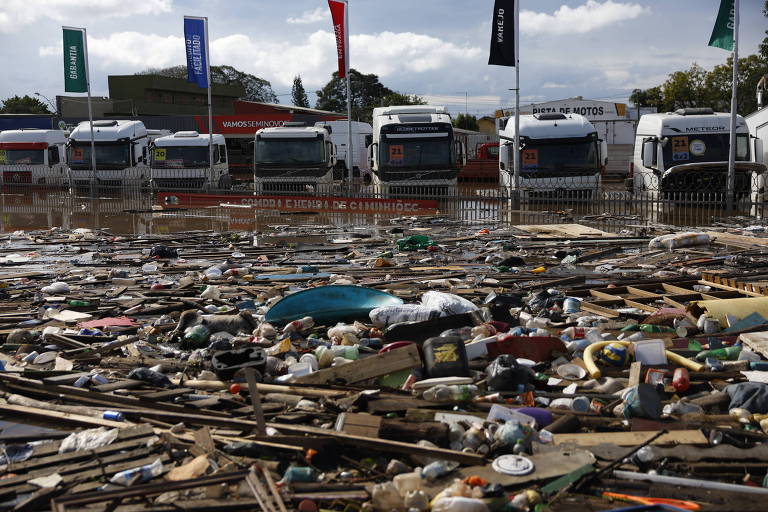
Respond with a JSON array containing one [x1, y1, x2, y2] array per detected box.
[[34, 92, 57, 115]]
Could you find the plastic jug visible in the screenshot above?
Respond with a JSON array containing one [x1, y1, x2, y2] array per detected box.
[[423, 336, 470, 378]]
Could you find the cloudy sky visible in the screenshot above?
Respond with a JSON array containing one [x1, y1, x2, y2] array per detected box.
[[1, 0, 766, 116]]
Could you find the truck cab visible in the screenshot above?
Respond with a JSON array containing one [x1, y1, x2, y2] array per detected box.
[[150, 131, 230, 190], [369, 105, 463, 197], [499, 113, 606, 198], [253, 125, 335, 195], [627, 108, 766, 201], [67, 120, 149, 187], [0, 129, 68, 186], [314, 120, 373, 180]]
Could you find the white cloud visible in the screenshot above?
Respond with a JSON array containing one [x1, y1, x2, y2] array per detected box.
[[40, 29, 481, 90], [521, 1, 650, 35], [0, 0, 172, 33], [286, 7, 328, 25], [542, 82, 567, 88]]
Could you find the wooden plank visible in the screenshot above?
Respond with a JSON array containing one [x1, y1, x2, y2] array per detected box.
[[245, 367, 267, 436], [338, 412, 382, 438], [0, 403, 128, 429], [293, 344, 421, 385], [579, 301, 620, 319], [553, 430, 708, 447]]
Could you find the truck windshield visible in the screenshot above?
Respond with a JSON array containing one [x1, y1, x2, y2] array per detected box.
[[662, 133, 749, 168], [256, 138, 324, 164], [67, 143, 131, 169], [0, 150, 45, 165], [521, 140, 598, 172], [152, 146, 210, 168], [381, 137, 452, 169]]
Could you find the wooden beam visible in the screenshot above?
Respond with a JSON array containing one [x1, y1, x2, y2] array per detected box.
[[293, 344, 421, 385]]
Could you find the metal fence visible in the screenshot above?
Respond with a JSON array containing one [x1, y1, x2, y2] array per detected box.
[[0, 164, 766, 233]]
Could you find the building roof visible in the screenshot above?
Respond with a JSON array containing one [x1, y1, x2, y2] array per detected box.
[[234, 100, 344, 117]]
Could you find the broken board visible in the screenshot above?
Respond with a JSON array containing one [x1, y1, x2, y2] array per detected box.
[[513, 224, 615, 238], [553, 429, 708, 447]]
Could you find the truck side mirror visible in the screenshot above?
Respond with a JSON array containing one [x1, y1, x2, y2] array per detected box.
[[755, 138, 765, 165], [600, 140, 608, 166], [461, 142, 467, 166], [369, 142, 378, 169], [642, 139, 656, 168]]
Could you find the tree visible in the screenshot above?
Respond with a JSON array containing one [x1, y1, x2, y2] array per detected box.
[[136, 65, 279, 103], [315, 69, 424, 122], [0, 95, 51, 114], [452, 113, 479, 131], [291, 75, 309, 108]]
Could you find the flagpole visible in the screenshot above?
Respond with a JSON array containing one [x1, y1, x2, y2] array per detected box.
[[80, 28, 97, 193], [726, 0, 739, 215], [344, 0, 353, 191], [512, 0, 520, 210], [203, 17, 214, 191]]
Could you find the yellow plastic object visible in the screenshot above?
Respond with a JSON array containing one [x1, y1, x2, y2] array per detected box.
[[531, 267, 546, 273], [583, 340, 704, 379]]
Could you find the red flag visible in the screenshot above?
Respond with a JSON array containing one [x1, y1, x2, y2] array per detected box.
[[328, 0, 347, 78]]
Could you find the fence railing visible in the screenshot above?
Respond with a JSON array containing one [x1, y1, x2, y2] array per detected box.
[[1, 164, 767, 231]]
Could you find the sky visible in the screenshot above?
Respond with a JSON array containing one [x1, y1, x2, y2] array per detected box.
[[1, 0, 766, 117]]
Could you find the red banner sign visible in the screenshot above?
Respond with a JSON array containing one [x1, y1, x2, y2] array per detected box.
[[0, 142, 49, 150], [157, 192, 438, 215], [328, 0, 348, 78], [194, 114, 293, 134]]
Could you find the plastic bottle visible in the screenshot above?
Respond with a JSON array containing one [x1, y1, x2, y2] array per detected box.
[[203, 266, 223, 279], [371, 482, 404, 510], [431, 497, 489, 512], [68, 300, 90, 307], [283, 316, 314, 334], [404, 490, 430, 511], [393, 471, 423, 496], [560, 327, 586, 339], [421, 460, 459, 481], [110, 458, 163, 485], [422, 384, 478, 402], [695, 345, 742, 362], [201, 285, 221, 300], [672, 367, 690, 392]]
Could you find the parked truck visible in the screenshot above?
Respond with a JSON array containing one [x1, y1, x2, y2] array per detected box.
[[0, 129, 68, 186], [68, 120, 150, 187], [459, 142, 499, 182], [368, 105, 464, 197], [499, 113, 607, 198], [314, 120, 372, 179], [252, 124, 336, 195], [150, 131, 230, 190], [626, 108, 765, 201]]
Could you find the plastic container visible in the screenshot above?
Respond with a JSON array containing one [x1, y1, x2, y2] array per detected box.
[[633, 339, 668, 366], [672, 367, 690, 392], [422, 336, 470, 378], [393, 471, 422, 496], [422, 384, 478, 402]]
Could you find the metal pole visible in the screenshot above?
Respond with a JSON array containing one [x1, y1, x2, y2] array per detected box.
[[204, 17, 214, 191], [726, 0, 739, 215], [83, 28, 97, 195], [512, 0, 521, 210], [345, 0, 353, 191]]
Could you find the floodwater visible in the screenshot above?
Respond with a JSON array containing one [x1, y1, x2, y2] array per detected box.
[[0, 184, 758, 236]]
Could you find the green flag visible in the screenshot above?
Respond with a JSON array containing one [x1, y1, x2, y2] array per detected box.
[[63, 27, 87, 93], [708, 0, 735, 51]]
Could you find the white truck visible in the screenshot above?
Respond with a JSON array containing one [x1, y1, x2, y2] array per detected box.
[[314, 120, 372, 179], [150, 131, 230, 190], [68, 120, 150, 187], [253, 124, 336, 195], [499, 113, 607, 198], [0, 129, 68, 186], [626, 108, 765, 201], [369, 105, 463, 197]]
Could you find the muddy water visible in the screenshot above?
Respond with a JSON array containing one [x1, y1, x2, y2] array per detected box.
[[0, 185, 751, 236]]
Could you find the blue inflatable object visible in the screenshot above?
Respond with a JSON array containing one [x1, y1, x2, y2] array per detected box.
[[264, 285, 403, 326]]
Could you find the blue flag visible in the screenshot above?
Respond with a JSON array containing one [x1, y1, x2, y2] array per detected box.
[[184, 17, 208, 88]]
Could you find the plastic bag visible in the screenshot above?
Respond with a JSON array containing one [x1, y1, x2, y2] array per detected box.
[[59, 427, 119, 454], [421, 291, 478, 315], [396, 235, 434, 251], [127, 367, 172, 388], [110, 457, 163, 485], [369, 305, 440, 328], [485, 355, 534, 391]]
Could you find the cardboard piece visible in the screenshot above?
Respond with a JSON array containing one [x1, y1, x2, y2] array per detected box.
[[689, 297, 768, 324]]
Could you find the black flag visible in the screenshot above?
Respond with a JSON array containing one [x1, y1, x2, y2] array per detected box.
[[488, 0, 515, 67]]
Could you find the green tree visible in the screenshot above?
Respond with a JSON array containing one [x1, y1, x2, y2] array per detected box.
[[705, 54, 767, 114], [291, 75, 309, 108], [0, 95, 51, 114], [452, 113, 479, 131], [660, 63, 709, 112], [136, 65, 279, 103], [630, 87, 663, 110], [315, 69, 424, 122]]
